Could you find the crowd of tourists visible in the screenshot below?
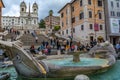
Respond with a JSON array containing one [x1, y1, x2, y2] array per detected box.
[[29, 38, 99, 55]]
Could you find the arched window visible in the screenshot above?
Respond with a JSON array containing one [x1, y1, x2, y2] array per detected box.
[[34, 9, 36, 12]]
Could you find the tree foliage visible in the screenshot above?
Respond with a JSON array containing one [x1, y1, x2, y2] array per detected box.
[[49, 10, 53, 16], [54, 25, 60, 31], [39, 19, 46, 28]]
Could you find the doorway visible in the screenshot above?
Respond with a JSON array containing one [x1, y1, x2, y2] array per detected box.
[[113, 37, 117, 46], [90, 36, 93, 41]]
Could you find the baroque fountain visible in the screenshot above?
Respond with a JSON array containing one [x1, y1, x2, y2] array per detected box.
[[0, 40, 117, 80]]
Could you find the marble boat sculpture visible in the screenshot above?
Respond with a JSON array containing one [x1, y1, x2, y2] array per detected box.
[[0, 40, 49, 78]]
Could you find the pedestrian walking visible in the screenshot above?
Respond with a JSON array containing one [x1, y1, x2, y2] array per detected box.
[[35, 36, 38, 43]]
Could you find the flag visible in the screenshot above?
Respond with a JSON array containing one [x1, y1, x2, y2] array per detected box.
[[94, 23, 99, 31]]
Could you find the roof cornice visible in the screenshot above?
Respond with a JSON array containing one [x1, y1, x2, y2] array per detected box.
[[0, 0, 5, 8]]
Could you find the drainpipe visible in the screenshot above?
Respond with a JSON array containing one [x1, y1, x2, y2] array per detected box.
[[70, 3, 73, 41], [103, 0, 108, 41], [94, 0, 97, 40]]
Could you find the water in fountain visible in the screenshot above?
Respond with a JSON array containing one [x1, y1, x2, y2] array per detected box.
[[1, 60, 120, 80], [44, 57, 108, 67]]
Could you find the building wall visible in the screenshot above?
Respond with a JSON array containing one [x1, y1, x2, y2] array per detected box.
[[104, 0, 120, 45], [60, 3, 72, 36], [0, 0, 5, 31], [59, 0, 105, 43], [44, 15, 60, 33]]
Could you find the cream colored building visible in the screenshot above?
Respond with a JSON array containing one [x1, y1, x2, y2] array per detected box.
[[104, 0, 120, 45], [59, 0, 106, 43], [2, 1, 38, 30]]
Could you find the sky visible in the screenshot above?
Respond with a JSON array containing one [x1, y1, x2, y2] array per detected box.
[[2, 0, 71, 20]]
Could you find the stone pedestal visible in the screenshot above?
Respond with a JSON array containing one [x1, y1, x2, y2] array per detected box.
[[57, 50, 61, 55]]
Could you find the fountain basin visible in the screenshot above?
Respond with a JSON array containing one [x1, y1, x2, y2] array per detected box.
[[44, 58, 109, 67], [1, 60, 120, 80], [42, 55, 115, 78]]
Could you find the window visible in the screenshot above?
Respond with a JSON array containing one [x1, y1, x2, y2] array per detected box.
[[73, 28, 75, 33], [98, 12, 102, 19], [80, 0, 83, 6], [111, 1, 114, 7], [62, 22, 64, 27], [72, 17, 75, 23], [89, 11, 92, 18], [12, 22, 14, 25], [117, 2, 119, 8], [72, 6, 74, 12], [88, 0, 91, 5], [12, 19, 14, 21], [98, 0, 102, 6], [66, 19, 68, 25], [79, 12, 84, 19], [61, 13, 64, 18], [62, 31, 64, 35], [100, 25, 103, 30], [113, 12, 115, 16], [34, 20, 36, 24], [89, 24, 93, 30], [66, 29, 68, 34], [119, 12, 120, 17], [81, 25, 84, 30], [117, 12, 120, 17], [111, 11, 115, 16]]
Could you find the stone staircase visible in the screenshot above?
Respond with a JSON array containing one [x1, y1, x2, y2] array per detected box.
[[20, 34, 50, 46], [4, 33, 17, 41]]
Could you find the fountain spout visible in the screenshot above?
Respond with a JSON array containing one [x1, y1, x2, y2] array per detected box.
[[73, 52, 80, 62]]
